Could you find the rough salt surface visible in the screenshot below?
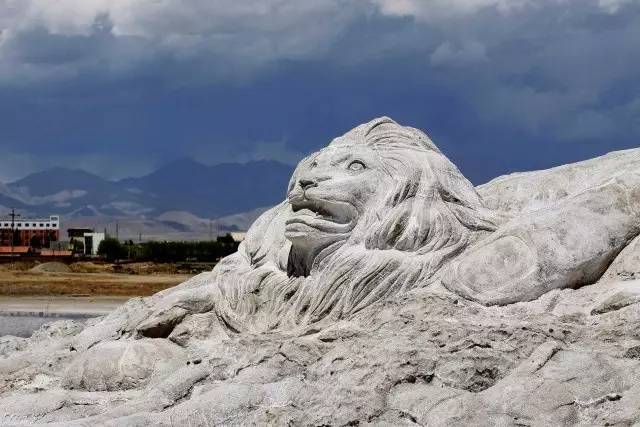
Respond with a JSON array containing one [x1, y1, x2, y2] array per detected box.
[[1, 117, 639, 426]]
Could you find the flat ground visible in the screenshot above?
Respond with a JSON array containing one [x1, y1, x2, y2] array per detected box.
[[0, 261, 194, 297]]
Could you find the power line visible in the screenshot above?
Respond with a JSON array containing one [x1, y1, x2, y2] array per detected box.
[[8, 208, 21, 264]]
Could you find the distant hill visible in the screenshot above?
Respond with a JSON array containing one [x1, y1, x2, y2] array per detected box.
[[0, 159, 293, 235], [7, 167, 152, 217], [119, 158, 291, 218], [63, 208, 269, 241], [10, 167, 117, 197]]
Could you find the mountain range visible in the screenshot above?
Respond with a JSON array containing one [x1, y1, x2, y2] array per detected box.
[[0, 159, 293, 239]]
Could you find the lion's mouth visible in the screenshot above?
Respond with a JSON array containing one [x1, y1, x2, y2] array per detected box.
[[286, 197, 355, 231], [291, 200, 339, 221]]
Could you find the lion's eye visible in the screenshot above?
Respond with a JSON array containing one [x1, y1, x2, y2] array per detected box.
[[348, 160, 366, 171]]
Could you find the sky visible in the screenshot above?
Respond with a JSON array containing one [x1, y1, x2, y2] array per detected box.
[[0, 0, 638, 184]]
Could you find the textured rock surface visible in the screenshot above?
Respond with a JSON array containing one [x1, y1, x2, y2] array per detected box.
[[1, 117, 639, 425]]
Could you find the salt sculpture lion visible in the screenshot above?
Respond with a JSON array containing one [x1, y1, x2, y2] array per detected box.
[[118, 116, 500, 339], [87, 116, 639, 343]]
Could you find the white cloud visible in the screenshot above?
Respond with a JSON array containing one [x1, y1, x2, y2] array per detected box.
[[374, 0, 637, 20], [0, 0, 638, 152], [0, 0, 636, 85], [373, 0, 532, 21], [0, 0, 366, 84], [598, 0, 634, 13]]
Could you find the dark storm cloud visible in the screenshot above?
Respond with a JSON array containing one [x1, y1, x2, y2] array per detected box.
[[0, 0, 638, 183]]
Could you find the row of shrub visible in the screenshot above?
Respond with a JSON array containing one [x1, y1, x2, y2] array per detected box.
[[97, 234, 239, 263]]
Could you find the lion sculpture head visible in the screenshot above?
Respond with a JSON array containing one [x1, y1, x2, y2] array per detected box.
[[214, 117, 498, 332]]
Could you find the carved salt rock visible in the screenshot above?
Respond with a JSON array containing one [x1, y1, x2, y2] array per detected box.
[[116, 116, 507, 336], [444, 171, 640, 305], [1, 117, 640, 425], [63, 339, 186, 391], [0, 336, 27, 358], [534, 278, 640, 318], [477, 147, 640, 214], [591, 290, 640, 315], [167, 311, 230, 346], [602, 234, 640, 282]]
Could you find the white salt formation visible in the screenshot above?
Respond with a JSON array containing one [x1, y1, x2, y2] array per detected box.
[[1, 117, 639, 425]]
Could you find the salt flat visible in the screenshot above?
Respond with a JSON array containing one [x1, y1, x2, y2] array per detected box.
[[0, 315, 80, 338], [0, 296, 128, 316], [0, 296, 127, 338]]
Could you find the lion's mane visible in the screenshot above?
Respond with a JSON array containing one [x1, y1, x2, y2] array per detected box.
[[214, 117, 499, 333]]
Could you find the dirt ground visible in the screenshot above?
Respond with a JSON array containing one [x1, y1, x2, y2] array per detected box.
[[0, 261, 195, 297]]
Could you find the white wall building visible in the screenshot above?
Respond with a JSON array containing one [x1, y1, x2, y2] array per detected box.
[[83, 232, 105, 256], [0, 215, 60, 231]]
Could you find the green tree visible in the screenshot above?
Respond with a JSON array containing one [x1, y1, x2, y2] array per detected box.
[[216, 233, 235, 244], [133, 239, 239, 263], [70, 238, 84, 255], [98, 237, 126, 262]]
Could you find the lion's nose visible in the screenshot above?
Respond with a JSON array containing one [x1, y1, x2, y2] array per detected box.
[[298, 179, 317, 190]]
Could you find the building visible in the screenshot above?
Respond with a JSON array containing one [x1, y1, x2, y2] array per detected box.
[[68, 228, 105, 256], [83, 232, 105, 256], [0, 215, 60, 248], [68, 228, 94, 239]]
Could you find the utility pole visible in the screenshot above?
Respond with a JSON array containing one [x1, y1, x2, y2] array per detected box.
[[115, 220, 119, 241], [209, 219, 213, 241], [9, 208, 20, 264]]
